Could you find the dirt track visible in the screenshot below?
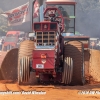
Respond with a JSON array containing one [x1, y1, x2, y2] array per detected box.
[[0, 81, 100, 100], [0, 50, 100, 100]]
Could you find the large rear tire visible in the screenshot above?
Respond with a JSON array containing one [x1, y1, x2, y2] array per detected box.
[[19, 56, 30, 83], [62, 57, 73, 85], [63, 41, 85, 85], [18, 40, 35, 85]]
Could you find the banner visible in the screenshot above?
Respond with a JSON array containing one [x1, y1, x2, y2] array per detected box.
[[1, 2, 30, 26], [33, 0, 46, 23], [33, 0, 39, 18], [33, 0, 40, 22]]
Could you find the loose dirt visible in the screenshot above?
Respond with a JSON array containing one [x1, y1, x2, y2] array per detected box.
[[0, 49, 100, 100], [0, 81, 100, 100], [0, 49, 18, 80]]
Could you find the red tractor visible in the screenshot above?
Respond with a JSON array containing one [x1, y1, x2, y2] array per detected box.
[[2, 31, 27, 51], [17, 0, 89, 85]]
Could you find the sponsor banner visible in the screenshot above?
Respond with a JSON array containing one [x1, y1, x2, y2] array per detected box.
[[1, 2, 30, 26]]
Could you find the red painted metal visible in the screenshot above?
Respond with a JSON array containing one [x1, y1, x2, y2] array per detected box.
[[84, 44, 89, 48], [33, 50, 55, 70], [34, 7, 65, 32], [64, 36, 90, 48], [33, 50, 55, 58], [4, 31, 20, 47], [44, 7, 64, 32], [6, 31, 20, 35], [33, 22, 58, 31], [3, 43, 17, 47]]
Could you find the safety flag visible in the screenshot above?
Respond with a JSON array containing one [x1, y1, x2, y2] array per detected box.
[[1, 2, 30, 26], [33, 0, 39, 18], [33, 0, 40, 22]]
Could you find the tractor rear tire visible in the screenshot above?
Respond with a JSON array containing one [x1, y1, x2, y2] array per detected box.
[[18, 40, 35, 85], [62, 57, 73, 85], [19, 56, 30, 83], [63, 41, 85, 85]]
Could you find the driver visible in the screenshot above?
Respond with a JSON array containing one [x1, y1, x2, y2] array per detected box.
[[48, 10, 56, 22], [58, 6, 70, 32], [48, 10, 61, 24]]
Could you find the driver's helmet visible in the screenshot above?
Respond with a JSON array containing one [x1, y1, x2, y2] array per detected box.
[[58, 6, 64, 11]]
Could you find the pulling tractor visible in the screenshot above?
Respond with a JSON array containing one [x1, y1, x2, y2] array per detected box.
[[18, 0, 89, 85]]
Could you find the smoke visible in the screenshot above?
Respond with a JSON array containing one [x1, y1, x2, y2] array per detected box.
[[75, 0, 100, 38]]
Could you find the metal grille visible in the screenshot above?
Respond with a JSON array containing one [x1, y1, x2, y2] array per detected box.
[[36, 32, 56, 46]]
